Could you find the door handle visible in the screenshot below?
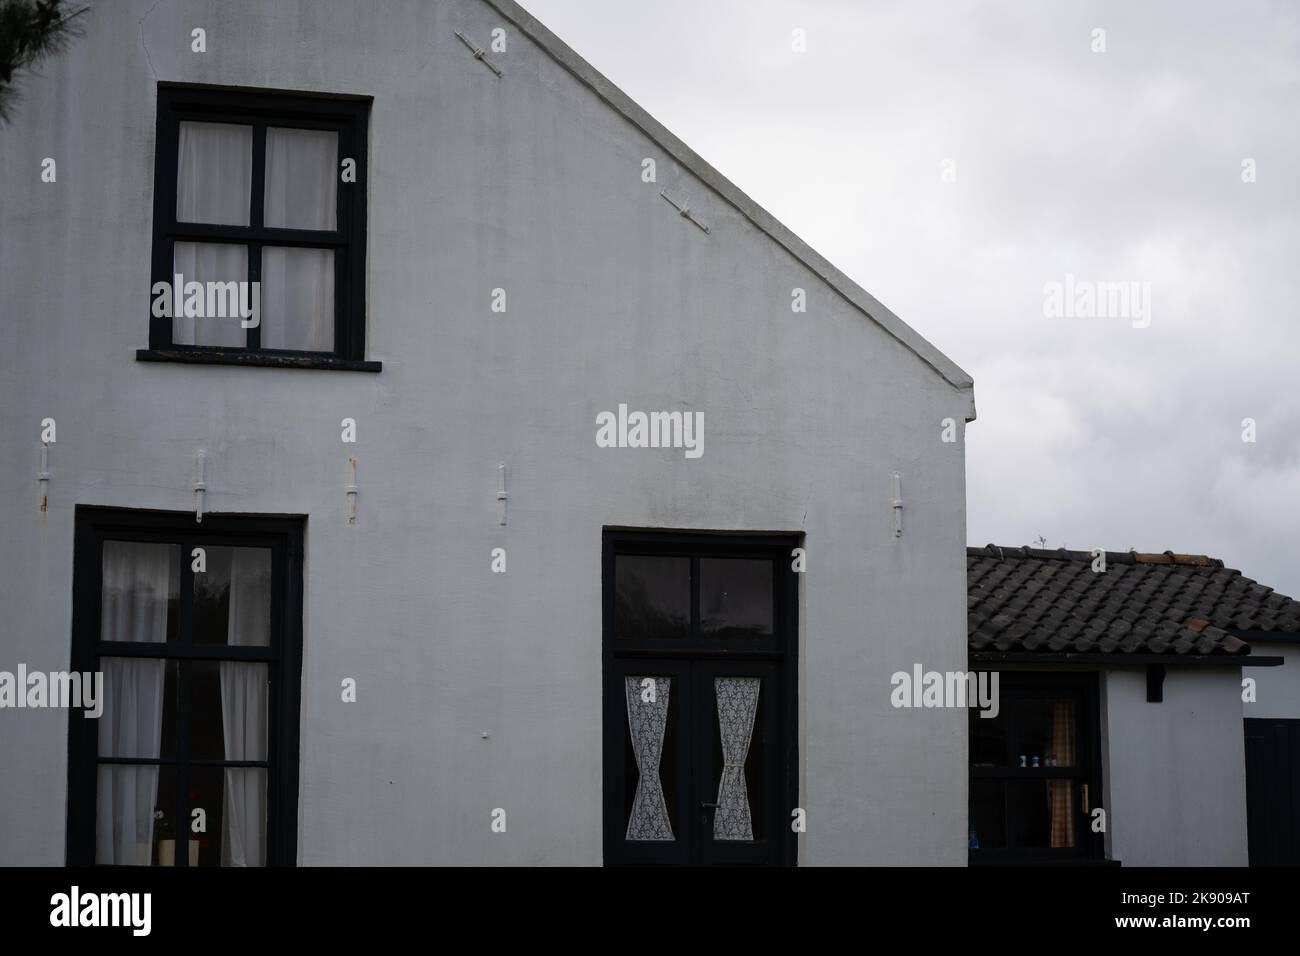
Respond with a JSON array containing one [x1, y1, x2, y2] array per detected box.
[[700, 802, 719, 810]]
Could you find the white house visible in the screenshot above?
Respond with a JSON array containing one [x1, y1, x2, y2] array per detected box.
[[0, 0, 976, 866], [967, 545, 1296, 866]]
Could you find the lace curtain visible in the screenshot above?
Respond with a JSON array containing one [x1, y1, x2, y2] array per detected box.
[[624, 676, 674, 841]]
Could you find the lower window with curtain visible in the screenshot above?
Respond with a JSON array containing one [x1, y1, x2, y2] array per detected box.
[[66, 508, 304, 866], [967, 671, 1107, 864]]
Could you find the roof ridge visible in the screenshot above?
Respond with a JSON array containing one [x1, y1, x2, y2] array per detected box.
[[967, 544, 1225, 568]]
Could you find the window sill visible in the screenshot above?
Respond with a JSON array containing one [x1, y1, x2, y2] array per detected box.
[[136, 349, 381, 372]]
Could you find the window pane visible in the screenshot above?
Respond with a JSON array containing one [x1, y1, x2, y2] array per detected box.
[[970, 779, 1006, 849], [190, 660, 269, 761], [700, 558, 773, 638], [1018, 698, 1076, 768], [615, 556, 689, 640], [172, 241, 249, 347], [261, 246, 334, 351], [176, 121, 252, 225], [190, 765, 267, 867], [1009, 780, 1076, 849], [98, 658, 177, 759], [969, 703, 1008, 767], [193, 546, 272, 647], [101, 541, 179, 644], [264, 127, 337, 230], [96, 764, 174, 865]]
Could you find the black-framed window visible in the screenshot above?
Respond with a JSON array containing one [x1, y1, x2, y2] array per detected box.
[[968, 672, 1107, 864], [67, 508, 304, 866], [140, 85, 377, 372]]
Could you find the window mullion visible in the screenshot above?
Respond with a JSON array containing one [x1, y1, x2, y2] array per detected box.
[[248, 123, 267, 352]]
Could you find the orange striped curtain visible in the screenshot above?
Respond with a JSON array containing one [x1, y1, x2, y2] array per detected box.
[[1047, 700, 1076, 848]]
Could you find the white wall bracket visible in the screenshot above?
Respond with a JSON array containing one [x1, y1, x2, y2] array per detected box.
[[346, 456, 358, 525], [891, 472, 903, 539], [497, 462, 508, 526], [193, 450, 207, 524], [660, 191, 710, 234], [37, 444, 50, 513], [454, 30, 503, 77]]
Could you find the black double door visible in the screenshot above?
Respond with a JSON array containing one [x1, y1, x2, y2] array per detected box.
[[602, 532, 798, 866]]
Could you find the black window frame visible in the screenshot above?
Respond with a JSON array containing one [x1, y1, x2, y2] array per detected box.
[[968, 671, 1109, 865], [139, 84, 378, 372], [66, 506, 305, 867]]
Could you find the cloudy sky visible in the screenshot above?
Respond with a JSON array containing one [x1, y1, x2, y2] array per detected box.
[[526, 0, 1300, 592]]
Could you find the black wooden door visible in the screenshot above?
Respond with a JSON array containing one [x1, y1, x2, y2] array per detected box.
[[602, 531, 798, 866], [1245, 718, 1300, 866]]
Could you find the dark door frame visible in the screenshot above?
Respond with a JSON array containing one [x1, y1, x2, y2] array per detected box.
[[601, 528, 800, 866]]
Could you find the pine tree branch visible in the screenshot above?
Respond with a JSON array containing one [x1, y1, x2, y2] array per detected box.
[[0, 0, 90, 122]]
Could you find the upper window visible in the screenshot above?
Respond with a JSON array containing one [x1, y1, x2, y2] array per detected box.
[[142, 86, 376, 370]]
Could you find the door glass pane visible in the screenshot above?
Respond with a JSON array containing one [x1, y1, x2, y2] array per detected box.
[[176, 121, 252, 225], [261, 246, 334, 351], [624, 676, 675, 841], [615, 556, 689, 640], [264, 127, 338, 230], [171, 241, 250, 347], [1018, 698, 1076, 768], [190, 660, 269, 761], [969, 703, 1008, 767], [700, 559, 773, 638], [101, 541, 179, 644], [970, 779, 1006, 849], [95, 764, 174, 865], [98, 658, 177, 759], [712, 676, 762, 841], [193, 546, 272, 646], [1010, 780, 1076, 848]]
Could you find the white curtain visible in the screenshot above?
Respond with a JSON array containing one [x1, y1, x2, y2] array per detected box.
[[174, 123, 251, 347], [713, 677, 761, 841], [624, 676, 674, 841], [177, 121, 251, 225], [172, 241, 248, 347], [96, 542, 174, 865], [262, 127, 336, 351], [261, 246, 333, 351], [220, 548, 271, 866], [264, 127, 336, 230], [175, 123, 334, 352]]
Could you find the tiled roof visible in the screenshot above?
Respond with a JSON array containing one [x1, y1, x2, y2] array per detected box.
[[968, 545, 1300, 656]]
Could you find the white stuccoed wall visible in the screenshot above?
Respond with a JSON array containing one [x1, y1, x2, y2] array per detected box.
[[1101, 668, 1248, 866], [1242, 644, 1300, 720], [0, 0, 974, 864]]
